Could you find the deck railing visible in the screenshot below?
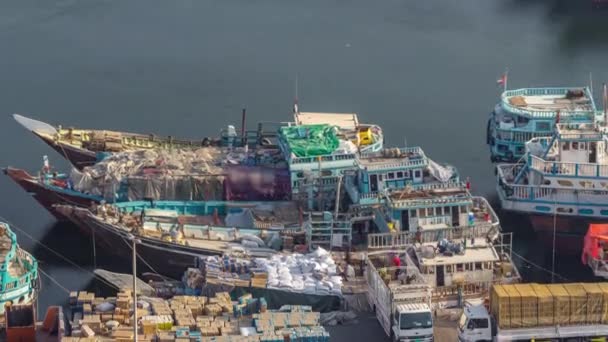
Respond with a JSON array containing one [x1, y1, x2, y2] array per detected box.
[[530, 155, 608, 178], [501, 88, 596, 118], [494, 128, 552, 143], [367, 224, 496, 250]]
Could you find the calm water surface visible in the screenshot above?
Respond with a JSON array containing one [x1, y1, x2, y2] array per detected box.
[[1, 0, 608, 338]]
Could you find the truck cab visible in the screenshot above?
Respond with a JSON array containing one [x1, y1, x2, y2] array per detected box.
[[392, 303, 434, 342], [458, 304, 493, 342]]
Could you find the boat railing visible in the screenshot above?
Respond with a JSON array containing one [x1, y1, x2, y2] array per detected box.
[[530, 155, 608, 178], [360, 146, 424, 159], [0, 249, 38, 293], [289, 152, 357, 165], [501, 88, 595, 118], [494, 128, 552, 143], [368, 224, 496, 250], [390, 195, 471, 208], [365, 158, 427, 171]]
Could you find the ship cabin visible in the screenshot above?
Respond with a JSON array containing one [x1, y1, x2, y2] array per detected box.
[[414, 238, 518, 288], [366, 231, 519, 303], [277, 120, 360, 211], [496, 120, 608, 217], [381, 184, 498, 234], [344, 146, 434, 205], [489, 87, 598, 162]]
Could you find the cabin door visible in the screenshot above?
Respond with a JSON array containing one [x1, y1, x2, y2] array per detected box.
[[590, 142, 597, 163], [451, 206, 459, 226], [401, 210, 410, 231], [436, 266, 445, 287], [370, 175, 378, 192]]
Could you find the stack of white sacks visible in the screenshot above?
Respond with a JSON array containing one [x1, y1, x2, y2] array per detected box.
[[254, 247, 342, 296]]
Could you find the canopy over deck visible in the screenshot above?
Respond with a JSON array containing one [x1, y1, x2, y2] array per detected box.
[[294, 112, 359, 130]]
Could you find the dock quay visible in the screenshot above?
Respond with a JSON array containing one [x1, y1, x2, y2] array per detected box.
[[93, 269, 155, 297]]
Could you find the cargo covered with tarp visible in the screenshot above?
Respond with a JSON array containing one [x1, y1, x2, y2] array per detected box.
[[491, 283, 608, 329], [68, 147, 290, 202], [224, 166, 291, 201], [279, 124, 340, 157]]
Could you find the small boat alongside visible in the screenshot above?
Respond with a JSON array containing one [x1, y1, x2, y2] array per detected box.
[[0, 221, 39, 314]]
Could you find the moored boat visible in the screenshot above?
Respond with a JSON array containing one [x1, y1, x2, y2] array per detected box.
[[0, 221, 39, 314], [487, 87, 598, 162], [495, 118, 608, 254]]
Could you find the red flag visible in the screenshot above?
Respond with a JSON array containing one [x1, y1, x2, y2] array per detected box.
[[496, 73, 507, 86]]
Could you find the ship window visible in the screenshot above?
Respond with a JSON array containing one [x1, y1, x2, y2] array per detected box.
[[573, 142, 579, 149], [465, 263, 472, 271], [428, 266, 434, 274], [475, 262, 482, 270], [387, 172, 395, 179], [580, 142, 586, 150], [456, 264, 464, 272], [557, 207, 573, 213], [414, 170, 421, 178], [601, 210, 608, 216], [562, 142, 570, 150], [536, 122, 551, 131], [580, 181, 593, 188], [557, 180, 573, 187], [485, 262, 493, 270], [446, 265, 452, 273], [404, 170, 410, 178], [579, 208, 594, 215], [516, 146, 525, 154], [296, 172, 304, 178], [535, 206, 551, 212], [497, 144, 508, 152], [320, 170, 333, 177], [411, 210, 417, 218], [396, 172, 404, 179]]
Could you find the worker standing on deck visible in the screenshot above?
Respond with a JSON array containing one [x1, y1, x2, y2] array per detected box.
[[392, 254, 401, 279]]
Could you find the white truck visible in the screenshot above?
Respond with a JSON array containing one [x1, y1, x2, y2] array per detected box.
[[458, 302, 608, 342], [365, 257, 434, 342]]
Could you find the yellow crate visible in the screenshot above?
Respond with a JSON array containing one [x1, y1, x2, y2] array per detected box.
[[581, 283, 604, 324], [503, 285, 522, 329], [547, 284, 570, 326], [531, 283, 554, 327], [563, 283, 587, 325]]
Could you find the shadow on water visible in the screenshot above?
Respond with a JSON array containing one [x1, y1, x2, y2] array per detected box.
[[502, 0, 608, 51]]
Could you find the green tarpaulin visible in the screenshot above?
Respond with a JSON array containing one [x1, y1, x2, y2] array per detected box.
[[280, 124, 340, 157]]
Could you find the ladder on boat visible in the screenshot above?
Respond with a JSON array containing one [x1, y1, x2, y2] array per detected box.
[[305, 212, 353, 251]]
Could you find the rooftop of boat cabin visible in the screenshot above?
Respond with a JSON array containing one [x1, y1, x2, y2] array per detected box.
[[357, 146, 426, 171], [556, 121, 605, 141], [294, 112, 360, 130], [501, 87, 597, 118], [386, 182, 470, 204], [417, 240, 499, 267]]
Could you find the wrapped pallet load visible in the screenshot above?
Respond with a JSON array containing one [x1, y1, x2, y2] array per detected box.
[[563, 283, 587, 325], [531, 283, 554, 327], [581, 283, 604, 324], [491, 285, 511, 329], [546, 284, 570, 326], [503, 285, 523, 329], [514, 284, 538, 328], [599, 283, 608, 324]]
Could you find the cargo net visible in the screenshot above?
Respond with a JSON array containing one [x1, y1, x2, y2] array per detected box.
[[69, 147, 291, 201]]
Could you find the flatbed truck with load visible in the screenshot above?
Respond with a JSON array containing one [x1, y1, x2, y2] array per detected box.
[[458, 282, 608, 341], [366, 252, 434, 342]]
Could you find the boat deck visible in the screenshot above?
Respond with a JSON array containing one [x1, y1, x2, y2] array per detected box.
[[417, 240, 499, 267], [508, 94, 594, 112]]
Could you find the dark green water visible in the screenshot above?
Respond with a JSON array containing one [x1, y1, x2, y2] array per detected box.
[[1, 0, 608, 339]]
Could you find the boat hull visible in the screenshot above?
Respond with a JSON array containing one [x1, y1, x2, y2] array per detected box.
[[4, 167, 98, 223], [529, 214, 602, 255], [34, 133, 97, 169], [56, 206, 225, 279]]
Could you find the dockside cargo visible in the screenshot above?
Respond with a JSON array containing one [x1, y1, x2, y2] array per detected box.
[[63, 290, 329, 341]]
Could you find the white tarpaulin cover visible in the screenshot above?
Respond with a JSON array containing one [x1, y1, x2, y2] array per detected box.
[[427, 159, 455, 183]]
